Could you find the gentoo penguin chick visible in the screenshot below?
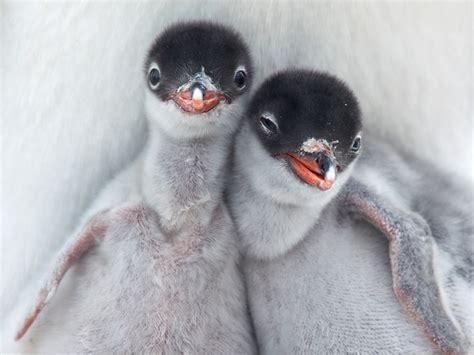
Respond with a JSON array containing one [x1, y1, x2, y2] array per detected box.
[[12, 22, 255, 353], [228, 70, 471, 354]]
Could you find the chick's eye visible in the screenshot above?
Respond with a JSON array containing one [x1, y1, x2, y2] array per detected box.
[[148, 67, 161, 89], [234, 70, 247, 89], [351, 136, 361, 152], [260, 115, 278, 134]]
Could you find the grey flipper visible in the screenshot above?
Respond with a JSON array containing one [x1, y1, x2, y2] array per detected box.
[[341, 178, 468, 354], [14, 211, 110, 341]]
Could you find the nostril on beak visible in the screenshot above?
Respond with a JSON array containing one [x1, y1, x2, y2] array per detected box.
[[191, 82, 206, 100]]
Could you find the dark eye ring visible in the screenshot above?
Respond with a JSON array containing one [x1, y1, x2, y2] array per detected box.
[[148, 64, 161, 89], [259, 114, 278, 134], [351, 136, 361, 153], [234, 69, 247, 90]]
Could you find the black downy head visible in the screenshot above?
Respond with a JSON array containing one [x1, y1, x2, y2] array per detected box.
[[246, 69, 362, 190], [145, 21, 253, 114]]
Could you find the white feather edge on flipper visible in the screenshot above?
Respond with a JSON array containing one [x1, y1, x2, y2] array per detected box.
[[431, 242, 464, 334], [434, 245, 474, 352]]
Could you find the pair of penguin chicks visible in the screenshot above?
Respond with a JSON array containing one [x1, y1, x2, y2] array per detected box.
[[14, 22, 471, 354]]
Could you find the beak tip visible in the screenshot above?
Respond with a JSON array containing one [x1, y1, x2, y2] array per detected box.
[[192, 89, 204, 101], [325, 166, 336, 182]]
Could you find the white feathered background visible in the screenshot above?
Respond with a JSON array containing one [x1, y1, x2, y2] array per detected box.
[[1, 0, 472, 347]]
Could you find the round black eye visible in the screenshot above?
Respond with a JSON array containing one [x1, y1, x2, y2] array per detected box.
[[234, 70, 247, 89], [351, 136, 361, 152], [260, 115, 278, 134], [149, 68, 160, 89]]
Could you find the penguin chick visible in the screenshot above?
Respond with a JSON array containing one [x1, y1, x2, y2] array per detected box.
[[12, 21, 255, 354], [227, 69, 471, 354]]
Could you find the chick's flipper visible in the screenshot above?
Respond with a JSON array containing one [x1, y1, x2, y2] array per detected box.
[[342, 178, 468, 355]]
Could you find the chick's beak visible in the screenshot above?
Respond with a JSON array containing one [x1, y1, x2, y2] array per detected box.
[[169, 81, 226, 114], [285, 151, 337, 191]]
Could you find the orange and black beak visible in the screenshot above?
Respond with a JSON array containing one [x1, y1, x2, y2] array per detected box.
[[283, 151, 338, 191], [169, 82, 227, 114]]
